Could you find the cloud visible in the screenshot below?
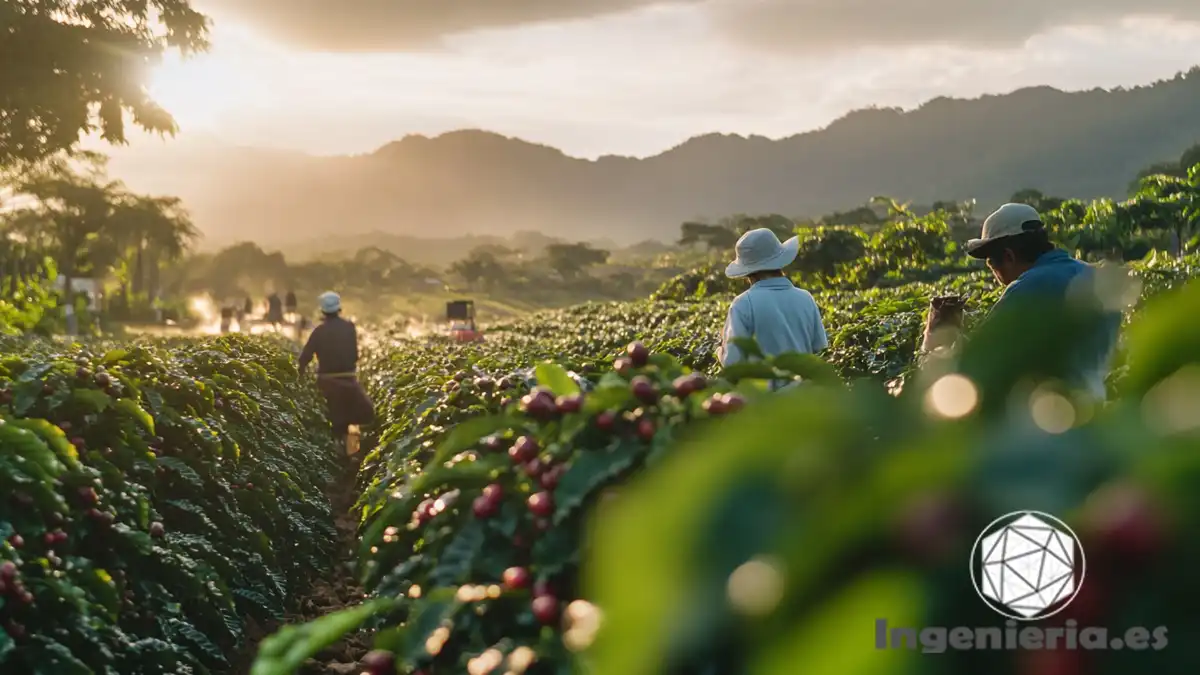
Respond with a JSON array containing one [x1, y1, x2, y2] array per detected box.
[[193, 0, 698, 51], [707, 0, 1200, 53]]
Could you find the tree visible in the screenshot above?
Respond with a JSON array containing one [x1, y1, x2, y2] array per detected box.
[[819, 205, 881, 227], [792, 227, 868, 278], [114, 195, 198, 300], [195, 243, 289, 299], [678, 222, 738, 251], [869, 218, 952, 266], [1009, 188, 1065, 214], [448, 250, 507, 290], [722, 214, 796, 240], [1129, 142, 1200, 195], [0, 0, 209, 167], [5, 155, 125, 305], [544, 243, 609, 281], [1120, 172, 1200, 258]]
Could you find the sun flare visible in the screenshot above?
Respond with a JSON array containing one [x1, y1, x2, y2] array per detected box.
[[146, 51, 238, 132]]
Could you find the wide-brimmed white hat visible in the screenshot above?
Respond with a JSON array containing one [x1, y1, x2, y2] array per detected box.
[[725, 228, 800, 278], [318, 291, 341, 313], [966, 203, 1044, 258]]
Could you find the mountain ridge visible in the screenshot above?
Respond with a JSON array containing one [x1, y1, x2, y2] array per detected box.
[[101, 68, 1200, 250]]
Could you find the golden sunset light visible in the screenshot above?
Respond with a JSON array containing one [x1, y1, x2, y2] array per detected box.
[[4, 5, 1200, 673]]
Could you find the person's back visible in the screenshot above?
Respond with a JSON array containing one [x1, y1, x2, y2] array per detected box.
[[299, 314, 358, 375], [997, 249, 1091, 302], [267, 293, 283, 323], [716, 228, 828, 368], [966, 203, 1122, 400], [299, 292, 373, 456], [989, 250, 1120, 399], [720, 278, 827, 365]]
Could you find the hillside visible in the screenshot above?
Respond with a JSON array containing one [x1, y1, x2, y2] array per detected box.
[[103, 68, 1200, 249]]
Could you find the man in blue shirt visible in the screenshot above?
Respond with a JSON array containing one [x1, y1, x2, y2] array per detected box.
[[718, 228, 828, 372], [964, 203, 1122, 400]]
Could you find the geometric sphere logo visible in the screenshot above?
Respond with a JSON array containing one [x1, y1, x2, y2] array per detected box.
[[969, 511, 1086, 621]]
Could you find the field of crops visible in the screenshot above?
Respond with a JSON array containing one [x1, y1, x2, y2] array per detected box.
[[4, 249, 1200, 675], [261, 252, 1200, 675]]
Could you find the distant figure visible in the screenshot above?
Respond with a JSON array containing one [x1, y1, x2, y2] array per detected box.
[[266, 292, 284, 327], [285, 290, 297, 315], [219, 305, 234, 334], [299, 292, 374, 457], [243, 297, 253, 315]]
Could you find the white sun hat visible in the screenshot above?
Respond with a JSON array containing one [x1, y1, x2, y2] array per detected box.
[[725, 228, 800, 278], [318, 291, 341, 314], [966, 203, 1044, 258]]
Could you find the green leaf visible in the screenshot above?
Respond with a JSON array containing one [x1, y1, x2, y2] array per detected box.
[[408, 453, 509, 506], [251, 600, 399, 675], [532, 523, 578, 578], [536, 362, 580, 397], [13, 379, 42, 416], [1120, 278, 1200, 396], [730, 337, 765, 360], [102, 349, 128, 365], [648, 353, 681, 371], [554, 441, 643, 525], [720, 362, 778, 381], [402, 592, 459, 663], [582, 385, 633, 414], [428, 519, 486, 587], [749, 570, 924, 675], [429, 414, 517, 468], [27, 636, 91, 675], [114, 399, 154, 434], [157, 457, 206, 490], [70, 388, 111, 414], [597, 372, 627, 389], [770, 353, 841, 386]]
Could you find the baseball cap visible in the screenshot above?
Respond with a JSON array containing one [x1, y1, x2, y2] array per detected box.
[[965, 203, 1045, 258], [318, 291, 341, 313]]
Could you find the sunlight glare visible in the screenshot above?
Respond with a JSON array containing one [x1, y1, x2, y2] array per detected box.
[[147, 43, 253, 133], [924, 374, 978, 419]]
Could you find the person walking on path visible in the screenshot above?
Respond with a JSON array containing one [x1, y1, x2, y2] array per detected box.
[[266, 292, 284, 329], [298, 292, 374, 457], [960, 202, 1123, 400], [717, 228, 828, 388]]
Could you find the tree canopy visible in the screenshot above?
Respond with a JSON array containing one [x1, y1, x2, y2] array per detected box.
[[0, 0, 209, 167], [1, 153, 197, 313]]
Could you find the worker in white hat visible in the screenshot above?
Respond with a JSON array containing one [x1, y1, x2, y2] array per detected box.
[[717, 228, 828, 380], [299, 291, 374, 455]]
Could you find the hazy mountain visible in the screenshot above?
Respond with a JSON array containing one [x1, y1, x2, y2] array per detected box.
[[103, 68, 1200, 250]]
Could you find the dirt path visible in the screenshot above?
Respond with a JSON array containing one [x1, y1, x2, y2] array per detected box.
[[229, 461, 370, 675]]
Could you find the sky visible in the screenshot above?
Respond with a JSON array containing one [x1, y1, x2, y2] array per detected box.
[[138, 0, 1200, 160]]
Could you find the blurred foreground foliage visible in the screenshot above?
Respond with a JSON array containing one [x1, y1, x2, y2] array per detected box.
[[587, 279, 1200, 675]]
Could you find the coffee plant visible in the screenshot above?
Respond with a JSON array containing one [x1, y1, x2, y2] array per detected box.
[[250, 249, 1199, 675], [0, 334, 340, 674]]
